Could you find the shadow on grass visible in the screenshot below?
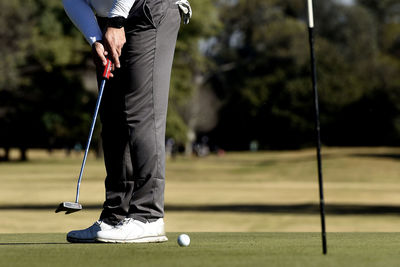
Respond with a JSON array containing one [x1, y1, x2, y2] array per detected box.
[[254, 151, 400, 167], [1, 203, 400, 216], [0, 243, 67, 245], [231, 153, 343, 167], [166, 204, 400, 215], [351, 153, 400, 160]]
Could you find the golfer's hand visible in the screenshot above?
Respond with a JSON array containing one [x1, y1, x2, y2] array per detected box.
[[91, 41, 114, 78], [104, 27, 126, 69]]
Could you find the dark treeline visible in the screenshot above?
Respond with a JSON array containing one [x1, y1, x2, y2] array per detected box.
[[0, 0, 399, 160], [207, 0, 400, 150]]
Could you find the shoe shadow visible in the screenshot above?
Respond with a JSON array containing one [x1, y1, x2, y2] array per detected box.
[[0, 242, 68, 245]]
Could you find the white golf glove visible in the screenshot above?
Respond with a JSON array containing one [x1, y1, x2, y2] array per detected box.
[[176, 0, 192, 24]]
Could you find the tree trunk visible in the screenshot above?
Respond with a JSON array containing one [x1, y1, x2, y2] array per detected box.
[[95, 139, 103, 159], [185, 128, 196, 156], [19, 147, 28, 161], [1, 147, 10, 161]]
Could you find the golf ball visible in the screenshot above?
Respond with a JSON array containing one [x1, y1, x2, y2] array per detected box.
[[177, 234, 190, 247]]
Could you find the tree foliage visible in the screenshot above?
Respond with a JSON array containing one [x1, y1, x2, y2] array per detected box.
[[167, 0, 221, 148], [0, 0, 91, 160], [1, 0, 400, 159], [207, 0, 400, 149]]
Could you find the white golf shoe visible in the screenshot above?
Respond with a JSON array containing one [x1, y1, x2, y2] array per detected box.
[[66, 220, 114, 243], [96, 218, 168, 243]]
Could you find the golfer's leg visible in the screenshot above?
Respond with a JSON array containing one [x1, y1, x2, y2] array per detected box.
[[124, 0, 181, 222], [99, 69, 134, 226]]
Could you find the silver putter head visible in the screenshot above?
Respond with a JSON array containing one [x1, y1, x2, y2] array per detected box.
[[55, 202, 82, 214]]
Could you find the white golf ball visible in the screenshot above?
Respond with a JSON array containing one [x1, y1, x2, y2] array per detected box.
[[177, 234, 190, 247]]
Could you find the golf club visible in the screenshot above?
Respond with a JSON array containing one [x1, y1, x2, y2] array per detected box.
[[307, 0, 327, 255], [55, 58, 112, 214]]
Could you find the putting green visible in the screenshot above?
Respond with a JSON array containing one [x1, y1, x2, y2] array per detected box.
[[0, 233, 399, 267]]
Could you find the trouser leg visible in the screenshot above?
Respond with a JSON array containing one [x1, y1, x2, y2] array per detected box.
[[99, 0, 181, 224], [99, 66, 132, 225]]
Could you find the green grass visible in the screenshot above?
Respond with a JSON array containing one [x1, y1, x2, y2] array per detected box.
[[0, 233, 400, 267]]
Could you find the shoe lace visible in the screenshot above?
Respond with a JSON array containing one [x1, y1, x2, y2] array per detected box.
[[116, 218, 133, 228]]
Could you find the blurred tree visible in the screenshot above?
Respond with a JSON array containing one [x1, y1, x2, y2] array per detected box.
[[168, 0, 221, 153], [208, 0, 400, 150], [316, 0, 400, 145], [352, 0, 400, 145], [0, 0, 91, 161], [209, 0, 313, 149], [357, 0, 400, 23], [1, 0, 399, 158]]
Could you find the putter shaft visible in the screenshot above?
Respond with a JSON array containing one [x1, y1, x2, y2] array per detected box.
[[75, 78, 106, 203], [56, 59, 112, 215], [75, 59, 112, 204]]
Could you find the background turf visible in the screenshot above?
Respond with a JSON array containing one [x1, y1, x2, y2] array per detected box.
[[1, 147, 400, 232]]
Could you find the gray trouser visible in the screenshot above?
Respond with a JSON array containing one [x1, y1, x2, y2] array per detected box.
[[98, 0, 180, 225]]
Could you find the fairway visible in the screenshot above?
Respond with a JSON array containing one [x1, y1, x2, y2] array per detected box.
[[1, 148, 400, 266], [1, 233, 400, 267], [1, 147, 400, 233]]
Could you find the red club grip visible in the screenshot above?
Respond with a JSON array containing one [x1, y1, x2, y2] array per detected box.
[[102, 59, 112, 79]]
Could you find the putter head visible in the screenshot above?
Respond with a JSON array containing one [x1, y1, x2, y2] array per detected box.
[[55, 202, 82, 214]]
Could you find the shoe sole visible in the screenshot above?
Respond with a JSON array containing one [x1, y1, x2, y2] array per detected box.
[[96, 235, 168, 243], [67, 236, 96, 243]]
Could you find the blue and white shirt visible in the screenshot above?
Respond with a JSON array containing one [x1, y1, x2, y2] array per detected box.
[[62, 0, 136, 45]]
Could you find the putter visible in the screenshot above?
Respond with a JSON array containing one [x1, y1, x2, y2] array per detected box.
[[56, 59, 112, 214], [307, 0, 327, 254]]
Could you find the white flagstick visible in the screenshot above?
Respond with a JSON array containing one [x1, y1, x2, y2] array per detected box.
[[307, 0, 314, 28], [307, 0, 327, 255]]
